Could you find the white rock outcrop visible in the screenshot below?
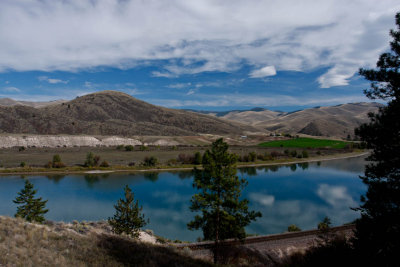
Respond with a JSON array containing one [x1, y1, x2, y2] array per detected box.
[[0, 135, 142, 148]]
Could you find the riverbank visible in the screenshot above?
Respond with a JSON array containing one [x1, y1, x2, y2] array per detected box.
[[0, 150, 367, 176]]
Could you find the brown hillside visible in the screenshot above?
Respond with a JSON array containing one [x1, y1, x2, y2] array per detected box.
[[255, 103, 382, 138], [0, 91, 257, 136]]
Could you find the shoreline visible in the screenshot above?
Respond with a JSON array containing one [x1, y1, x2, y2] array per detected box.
[[0, 151, 368, 176]]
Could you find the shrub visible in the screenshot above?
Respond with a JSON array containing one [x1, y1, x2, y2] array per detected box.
[[290, 150, 298, 157], [44, 161, 52, 168], [177, 153, 194, 164], [166, 158, 178, 166], [318, 216, 332, 231], [52, 162, 66, 168], [128, 162, 136, 167], [20, 162, 26, 167], [143, 156, 158, 167], [84, 152, 100, 167], [288, 224, 301, 232], [52, 154, 66, 168], [125, 145, 134, 151], [53, 154, 62, 164], [116, 144, 124, 150], [302, 150, 309, 158], [100, 161, 110, 167], [18, 146, 25, 152], [248, 152, 257, 162], [139, 145, 148, 151], [270, 151, 280, 158]]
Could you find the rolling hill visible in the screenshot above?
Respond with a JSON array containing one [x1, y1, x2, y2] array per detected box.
[[203, 103, 382, 139], [0, 91, 258, 136]]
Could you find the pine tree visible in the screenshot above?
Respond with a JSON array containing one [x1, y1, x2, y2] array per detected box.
[[13, 179, 48, 223], [354, 12, 400, 266], [108, 185, 147, 238], [188, 138, 261, 263]]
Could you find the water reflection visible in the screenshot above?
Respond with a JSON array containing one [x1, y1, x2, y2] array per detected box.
[[143, 172, 159, 182], [0, 156, 367, 242], [45, 174, 66, 184]]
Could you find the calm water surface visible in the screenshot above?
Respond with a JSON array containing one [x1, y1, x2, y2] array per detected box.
[[0, 156, 367, 241]]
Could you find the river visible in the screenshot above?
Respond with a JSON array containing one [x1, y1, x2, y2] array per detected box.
[[0, 156, 367, 242]]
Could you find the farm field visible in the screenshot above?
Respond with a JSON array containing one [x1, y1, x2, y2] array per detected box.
[[259, 137, 350, 149]]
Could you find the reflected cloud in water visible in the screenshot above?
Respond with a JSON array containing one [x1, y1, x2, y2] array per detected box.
[[0, 156, 366, 241]]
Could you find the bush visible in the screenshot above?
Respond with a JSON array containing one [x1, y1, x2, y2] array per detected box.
[[44, 161, 52, 168], [84, 152, 100, 167], [288, 224, 301, 232], [177, 153, 195, 164], [248, 152, 257, 162], [128, 162, 136, 167], [302, 150, 309, 158], [53, 154, 62, 164], [125, 145, 134, 151], [270, 151, 280, 158], [100, 161, 110, 167], [18, 146, 25, 152], [20, 162, 26, 167], [318, 216, 331, 231], [116, 144, 124, 150], [166, 158, 178, 166], [290, 150, 297, 157], [52, 161, 66, 168], [139, 145, 148, 151], [143, 156, 158, 167]]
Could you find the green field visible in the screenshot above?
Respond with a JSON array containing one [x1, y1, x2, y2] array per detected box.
[[258, 138, 350, 149]]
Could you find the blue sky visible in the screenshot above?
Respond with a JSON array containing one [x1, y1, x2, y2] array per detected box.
[[0, 1, 399, 111]]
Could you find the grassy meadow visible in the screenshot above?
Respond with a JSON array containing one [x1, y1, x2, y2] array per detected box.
[[258, 138, 350, 149]]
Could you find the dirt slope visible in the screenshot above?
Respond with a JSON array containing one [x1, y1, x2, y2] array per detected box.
[[0, 91, 259, 136]]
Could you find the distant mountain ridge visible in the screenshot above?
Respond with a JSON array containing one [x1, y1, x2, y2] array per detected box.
[[0, 98, 65, 108], [0, 92, 382, 138], [0, 91, 258, 136], [197, 102, 382, 139]]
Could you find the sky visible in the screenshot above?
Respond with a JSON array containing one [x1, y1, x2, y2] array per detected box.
[[0, 1, 399, 111]]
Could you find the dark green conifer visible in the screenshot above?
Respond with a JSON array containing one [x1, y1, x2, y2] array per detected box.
[[108, 185, 147, 238], [354, 12, 400, 266], [13, 179, 48, 223], [188, 138, 261, 263]]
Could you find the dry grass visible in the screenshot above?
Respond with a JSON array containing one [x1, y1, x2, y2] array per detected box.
[[0, 144, 352, 168], [0, 216, 213, 267]]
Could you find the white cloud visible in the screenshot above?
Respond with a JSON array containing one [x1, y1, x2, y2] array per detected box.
[[317, 184, 356, 207], [38, 76, 68, 84], [248, 193, 275, 206], [151, 71, 177, 78], [167, 83, 192, 89], [186, 89, 195, 95], [2, 86, 21, 93], [0, 0, 399, 88], [249, 66, 277, 78]]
